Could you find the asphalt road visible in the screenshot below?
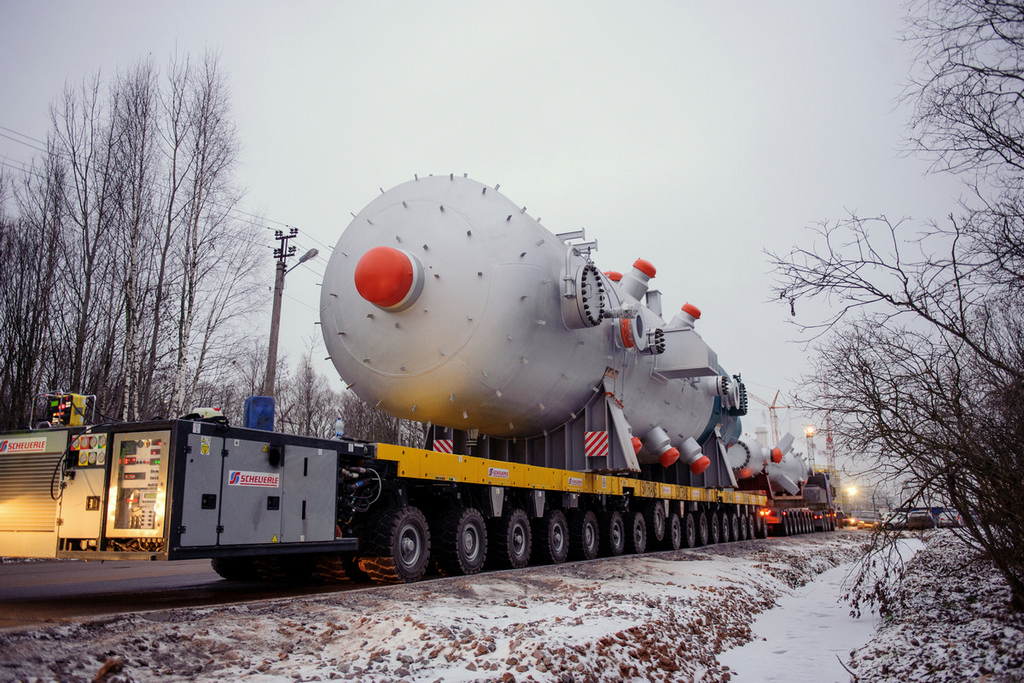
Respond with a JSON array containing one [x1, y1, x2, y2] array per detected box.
[[1, 530, 873, 631], [0, 558, 367, 630]]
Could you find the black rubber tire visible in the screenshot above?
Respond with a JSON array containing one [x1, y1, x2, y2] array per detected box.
[[682, 512, 698, 549], [731, 513, 741, 542], [644, 502, 667, 544], [758, 516, 769, 539], [720, 513, 731, 543], [625, 511, 647, 554], [435, 507, 487, 576], [697, 511, 709, 546], [709, 512, 721, 544], [487, 508, 531, 569], [568, 510, 600, 561], [599, 511, 625, 556], [532, 509, 569, 565], [358, 506, 431, 584], [211, 557, 260, 581], [663, 512, 682, 550]]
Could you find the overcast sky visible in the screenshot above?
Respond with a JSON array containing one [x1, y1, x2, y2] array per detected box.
[[0, 1, 963, 471]]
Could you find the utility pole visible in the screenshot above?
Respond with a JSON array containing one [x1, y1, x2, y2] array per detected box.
[[261, 228, 319, 402], [262, 228, 297, 399]]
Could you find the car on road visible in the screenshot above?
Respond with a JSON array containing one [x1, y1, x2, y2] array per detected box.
[[936, 509, 963, 527], [882, 511, 909, 530], [850, 510, 882, 529], [907, 509, 937, 530]]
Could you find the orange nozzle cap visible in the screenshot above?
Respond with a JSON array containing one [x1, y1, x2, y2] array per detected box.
[[659, 447, 680, 468], [633, 258, 656, 278], [354, 246, 415, 309], [631, 437, 643, 454], [681, 302, 701, 320], [771, 448, 783, 464], [689, 455, 711, 475], [605, 270, 623, 282]]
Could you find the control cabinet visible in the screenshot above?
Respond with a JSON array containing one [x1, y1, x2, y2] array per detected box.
[[50, 420, 370, 560]]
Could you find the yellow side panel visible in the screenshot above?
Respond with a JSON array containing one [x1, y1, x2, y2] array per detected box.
[[373, 443, 766, 506]]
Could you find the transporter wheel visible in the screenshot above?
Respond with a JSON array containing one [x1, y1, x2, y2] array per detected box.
[[758, 516, 769, 539], [625, 511, 647, 554], [488, 508, 532, 569], [568, 510, 600, 561], [697, 511, 709, 546], [738, 514, 748, 541], [682, 512, 698, 549], [730, 513, 741, 542], [211, 557, 260, 581], [709, 513, 721, 544], [719, 513, 730, 543], [532, 509, 569, 565], [435, 507, 487, 576], [644, 502, 667, 544], [663, 512, 682, 550], [315, 552, 368, 583], [746, 515, 755, 540], [599, 511, 626, 556], [359, 506, 431, 584]]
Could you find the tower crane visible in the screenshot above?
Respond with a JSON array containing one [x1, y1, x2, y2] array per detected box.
[[747, 390, 790, 445]]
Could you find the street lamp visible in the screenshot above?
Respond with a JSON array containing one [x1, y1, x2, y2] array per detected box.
[[262, 244, 318, 399], [804, 425, 816, 470]]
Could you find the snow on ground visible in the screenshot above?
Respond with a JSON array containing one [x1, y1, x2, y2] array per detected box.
[[0, 531, 1021, 683], [847, 532, 1024, 683]]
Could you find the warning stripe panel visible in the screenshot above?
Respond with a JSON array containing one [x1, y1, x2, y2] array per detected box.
[[584, 431, 609, 458]]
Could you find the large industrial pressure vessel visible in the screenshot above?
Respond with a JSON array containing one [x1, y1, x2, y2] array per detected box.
[[320, 175, 746, 472]]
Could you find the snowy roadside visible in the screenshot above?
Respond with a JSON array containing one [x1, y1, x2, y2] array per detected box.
[[847, 531, 1024, 682], [0, 531, 1020, 683]]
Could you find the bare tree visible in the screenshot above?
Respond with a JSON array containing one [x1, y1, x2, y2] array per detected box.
[[165, 51, 252, 415], [51, 74, 135, 399], [108, 59, 159, 420], [770, 0, 1024, 613], [0, 52, 267, 426], [0, 158, 64, 429], [337, 391, 426, 447], [277, 344, 343, 439]]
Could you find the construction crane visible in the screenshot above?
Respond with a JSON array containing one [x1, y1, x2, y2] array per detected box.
[[747, 390, 790, 446]]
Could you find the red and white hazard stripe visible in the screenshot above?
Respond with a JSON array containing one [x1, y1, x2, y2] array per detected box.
[[433, 439, 454, 454], [585, 431, 609, 458]]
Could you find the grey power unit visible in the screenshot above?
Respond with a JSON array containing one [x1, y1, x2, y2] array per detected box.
[[51, 419, 372, 561]]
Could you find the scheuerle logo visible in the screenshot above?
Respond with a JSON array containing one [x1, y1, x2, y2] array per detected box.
[[227, 470, 280, 487], [0, 438, 48, 453], [487, 467, 510, 479]]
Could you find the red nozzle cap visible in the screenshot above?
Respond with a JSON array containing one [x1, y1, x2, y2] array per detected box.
[[605, 270, 623, 282], [681, 302, 701, 320], [771, 447, 783, 464], [633, 258, 656, 278], [659, 447, 680, 468], [355, 246, 416, 308], [689, 455, 711, 475], [631, 437, 643, 454]]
